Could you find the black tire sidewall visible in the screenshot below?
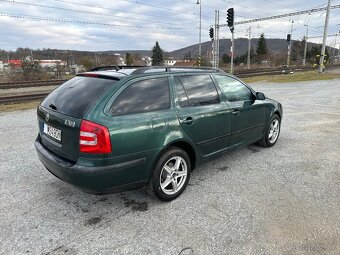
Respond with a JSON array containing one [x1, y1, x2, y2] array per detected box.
[[151, 148, 191, 201]]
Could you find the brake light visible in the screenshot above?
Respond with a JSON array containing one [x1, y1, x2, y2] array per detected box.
[[80, 120, 111, 154]]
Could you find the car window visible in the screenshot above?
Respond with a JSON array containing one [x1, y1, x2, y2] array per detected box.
[[177, 74, 219, 106], [41, 76, 117, 118], [174, 77, 190, 107], [111, 77, 170, 116], [214, 75, 253, 102]]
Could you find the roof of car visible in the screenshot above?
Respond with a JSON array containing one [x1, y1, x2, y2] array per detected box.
[[79, 66, 225, 80]]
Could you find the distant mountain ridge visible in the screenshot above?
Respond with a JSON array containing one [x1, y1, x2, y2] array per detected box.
[[168, 38, 322, 59]]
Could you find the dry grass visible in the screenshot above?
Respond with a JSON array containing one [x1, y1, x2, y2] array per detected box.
[[0, 100, 40, 112], [242, 71, 340, 83]]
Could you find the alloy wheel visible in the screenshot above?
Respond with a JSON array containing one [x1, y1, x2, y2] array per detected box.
[[159, 156, 188, 195], [268, 119, 280, 143]]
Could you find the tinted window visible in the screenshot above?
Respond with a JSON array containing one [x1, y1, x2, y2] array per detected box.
[[174, 77, 190, 107], [177, 75, 219, 106], [214, 75, 253, 102], [111, 78, 170, 116], [41, 76, 117, 118]]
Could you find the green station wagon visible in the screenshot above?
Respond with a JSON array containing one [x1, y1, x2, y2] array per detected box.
[[35, 67, 282, 201]]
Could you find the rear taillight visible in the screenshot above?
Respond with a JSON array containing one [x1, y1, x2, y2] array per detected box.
[[80, 120, 111, 154]]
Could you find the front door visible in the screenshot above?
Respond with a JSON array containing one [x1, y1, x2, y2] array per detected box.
[[213, 75, 265, 147], [173, 75, 231, 157]]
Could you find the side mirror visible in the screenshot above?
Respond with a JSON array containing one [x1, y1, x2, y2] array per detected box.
[[256, 92, 266, 100]]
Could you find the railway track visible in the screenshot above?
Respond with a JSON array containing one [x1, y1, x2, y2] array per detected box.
[[0, 79, 66, 89], [0, 93, 49, 104]]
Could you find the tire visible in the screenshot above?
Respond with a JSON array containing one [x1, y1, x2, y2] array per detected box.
[[148, 147, 191, 201], [258, 114, 281, 147]]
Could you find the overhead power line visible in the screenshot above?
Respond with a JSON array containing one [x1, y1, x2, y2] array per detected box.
[[51, 0, 207, 23], [220, 5, 340, 26], [0, 0, 193, 27], [0, 12, 198, 30], [115, 0, 198, 16], [309, 33, 338, 38]]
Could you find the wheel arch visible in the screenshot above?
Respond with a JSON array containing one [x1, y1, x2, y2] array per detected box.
[[273, 110, 281, 120], [154, 140, 197, 172]]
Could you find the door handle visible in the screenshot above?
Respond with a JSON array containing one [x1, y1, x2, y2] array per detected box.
[[231, 109, 240, 116], [180, 117, 194, 125]]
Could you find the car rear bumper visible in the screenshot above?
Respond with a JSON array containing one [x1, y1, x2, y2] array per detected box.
[[34, 136, 147, 194]]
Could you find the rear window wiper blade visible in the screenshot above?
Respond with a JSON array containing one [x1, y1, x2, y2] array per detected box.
[[49, 103, 57, 110]]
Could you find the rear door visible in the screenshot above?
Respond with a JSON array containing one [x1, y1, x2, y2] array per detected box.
[[173, 74, 231, 158], [38, 76, 118, 162], [213, 75, 265, 147], [104, 75, 173, 158]]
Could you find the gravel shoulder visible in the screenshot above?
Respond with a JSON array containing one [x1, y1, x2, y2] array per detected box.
[[0, 79, 339, 255]]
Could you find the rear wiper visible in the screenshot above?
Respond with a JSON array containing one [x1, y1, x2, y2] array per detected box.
[[49, 103, 57, 110]]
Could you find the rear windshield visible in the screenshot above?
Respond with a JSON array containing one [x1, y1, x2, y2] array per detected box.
[[41, 76, 117, 118]]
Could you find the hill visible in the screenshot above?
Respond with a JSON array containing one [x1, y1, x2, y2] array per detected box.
[[168, 38, 322, 59]]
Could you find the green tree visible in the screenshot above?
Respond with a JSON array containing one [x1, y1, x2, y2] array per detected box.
[[151, 41, 164, 66], [256, 33, 268, 55], [125, 52, 133, 66], [222, 53, 231, 64]]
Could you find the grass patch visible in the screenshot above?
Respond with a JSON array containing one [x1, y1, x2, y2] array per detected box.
[[0, 100, 40, 112], [242, 71, 340, 83]]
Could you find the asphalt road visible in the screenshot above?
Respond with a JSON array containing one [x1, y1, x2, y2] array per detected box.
[[1, 79, 339, 255]]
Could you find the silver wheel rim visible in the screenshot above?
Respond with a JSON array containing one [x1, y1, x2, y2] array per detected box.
[[268, 119, 280, 143], [160, 156, 188, 195]]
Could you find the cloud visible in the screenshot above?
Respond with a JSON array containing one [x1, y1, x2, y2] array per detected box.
[[0, 0, 339, 51]]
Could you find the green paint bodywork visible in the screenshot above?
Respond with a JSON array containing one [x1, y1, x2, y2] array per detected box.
[[35, 71, 282, 193]]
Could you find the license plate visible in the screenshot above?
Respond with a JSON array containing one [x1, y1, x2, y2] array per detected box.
[[43, 123, 62, 142]]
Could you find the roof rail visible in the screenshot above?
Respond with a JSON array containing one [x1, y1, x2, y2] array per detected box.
[[130, 66, 224, 75], [89, 65, 146, 72]]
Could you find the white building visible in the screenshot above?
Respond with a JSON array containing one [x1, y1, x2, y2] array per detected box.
[[163, 59, 192, 66], [142, 57, 152, 66], [39, 60, 67, 68], [114, 54, 126, 66], [0, 61, 4, 72]]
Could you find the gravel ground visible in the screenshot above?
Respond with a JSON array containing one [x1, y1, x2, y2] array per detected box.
[[0, 79, 339, 255]]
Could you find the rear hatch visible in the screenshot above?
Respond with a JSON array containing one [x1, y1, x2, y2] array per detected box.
[[37, 75, 118, 162]]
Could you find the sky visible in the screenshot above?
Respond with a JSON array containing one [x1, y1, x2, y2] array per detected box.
[[0, 0, 340, 52]]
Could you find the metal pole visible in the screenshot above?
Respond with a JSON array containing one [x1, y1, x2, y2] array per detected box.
[[197, 0, 202, 65], [303, 25, 309, 66], [230, 31, 234, 74], [216, 10, 220, 68], [319, 0, 331, 72], [287, 20, 293, 67], [247, 27, 251, 69]]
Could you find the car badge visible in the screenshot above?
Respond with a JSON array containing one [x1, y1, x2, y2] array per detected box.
[[45, 113, 50, 122]]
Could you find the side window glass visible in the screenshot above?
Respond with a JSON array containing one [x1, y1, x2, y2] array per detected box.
[[177, 75, 219, 106], [111, 78, 170, 116], [214, 75, 253, 102], [174, 77, 190, 107]]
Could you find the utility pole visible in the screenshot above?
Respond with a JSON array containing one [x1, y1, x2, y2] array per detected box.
[[303, 24, 309, 66], [212, 10, 220, 68], [230, 32, 234, 74], [227, 8, 234, 74], [287, 20, 294, 67], [247, 27, 251, 69], [196, 0, 202, 66], [319, 0, 331, 72]]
